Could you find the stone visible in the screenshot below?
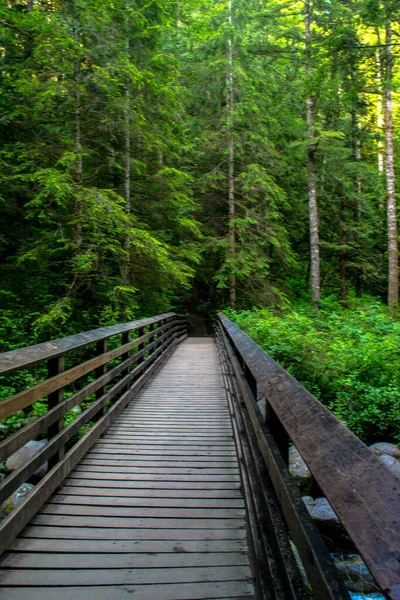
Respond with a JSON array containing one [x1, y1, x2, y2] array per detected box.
[[349, 595, 385, 600], [334, 555, 377, 595], [257, 397, 266, 420], [369, 442, 400, 459], [302, 496, 340, 527], [0, 483, 35, 518], [289, 446, 313, 493], [377, 453, 400, 478], [6, 440, 48, 478]]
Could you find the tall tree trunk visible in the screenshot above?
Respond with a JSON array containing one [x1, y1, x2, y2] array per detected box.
[[384, 17, 398, 306], [352, 107, 362, 298], [72, 1, 83, 251], [304, 0, 320, 308], [376, 48, 385, 177], [340, 197, 348, 300], [121, 0, 131, 286], [227, 0, 236, 310]]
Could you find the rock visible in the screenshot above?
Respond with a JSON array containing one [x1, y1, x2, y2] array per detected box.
[[6, 440, 48, 479], [302, 496, 340, 527], [377, 454, 400, 478], [349, 594, 385, 600], [0, 483, 35, 518], [289, 446, 313, 493], [257, 397, 266, 420], [334, 555, 377, 595], [369, 442, 400, 459]]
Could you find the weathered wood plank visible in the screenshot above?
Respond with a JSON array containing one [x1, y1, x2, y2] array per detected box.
[[0, 581, 255, 600], [9, 538, 248, 553], [49, 494, 244, 508], [1, 551, 249, 569], [0, 565, 252, 586], [54, 487, 243, 498], [19, 525, 247, 540]]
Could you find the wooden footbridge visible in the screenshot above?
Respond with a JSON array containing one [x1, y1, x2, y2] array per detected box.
[[0, 313, 399, 599]]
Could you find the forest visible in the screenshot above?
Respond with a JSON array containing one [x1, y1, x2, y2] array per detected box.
[[0, 0, 400, 444]]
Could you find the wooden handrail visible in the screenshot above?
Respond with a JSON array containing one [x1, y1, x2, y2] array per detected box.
[[217, 313, 400, 600], [0, 312, 181, 376]]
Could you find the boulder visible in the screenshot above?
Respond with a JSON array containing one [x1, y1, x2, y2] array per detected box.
[[6, 440, 48, 478], [369, 442, 400, 459], [289, 446, 313, 494], [302, 496, 340, 527], [0, 483, 35, 518], [377, 453, 400, 478]]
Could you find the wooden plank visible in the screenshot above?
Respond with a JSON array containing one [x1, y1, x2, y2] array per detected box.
[[73, 466, 239, 475], [19, 525, 247, 540], [64, 478, 241, 489], [95, 440, 235, 447], [31, 515, 245, 529], [0, 565, 252, 586], [9, 538, 248, 554], [40, 504, 245, 519], [79, 459, 238, 468], [0, 581, 255, 600], [50, 495, 244, 508], [56, 487, 243, 498], [1, 551, 249, 569], [87, 448, 236, 457]]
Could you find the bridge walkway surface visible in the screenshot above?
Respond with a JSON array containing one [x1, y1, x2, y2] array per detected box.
[[0, 338, 256, 599]]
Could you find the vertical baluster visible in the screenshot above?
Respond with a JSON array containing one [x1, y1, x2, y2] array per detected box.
[[121, 331, 130, 379], [148, 322, 156, 355], [137, 326, 145, 365], [47, 355, 65, 469], [95, 339, 107, 418]]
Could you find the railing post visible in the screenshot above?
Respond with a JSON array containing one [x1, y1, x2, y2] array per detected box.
[[137, 326, 145, 365], [120, 331, 131, 386], [148, 323, 156, 355], [95, 339, 107, 418], [47, 355, 65, 469]]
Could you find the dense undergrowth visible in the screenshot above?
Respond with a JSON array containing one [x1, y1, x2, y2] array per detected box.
[[226, 297, 400, 445]]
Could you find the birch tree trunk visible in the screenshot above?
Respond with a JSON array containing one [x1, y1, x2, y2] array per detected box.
[[384, 17, 398, 306], [305, 0, 320, 308], [227, 0, 236, 310], [121, 0, 131, 286]]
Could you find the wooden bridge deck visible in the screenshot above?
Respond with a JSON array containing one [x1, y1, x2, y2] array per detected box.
[[0, 338, 256, 599]]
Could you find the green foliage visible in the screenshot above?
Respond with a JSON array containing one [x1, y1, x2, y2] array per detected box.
[[227, 298, 400, 444]]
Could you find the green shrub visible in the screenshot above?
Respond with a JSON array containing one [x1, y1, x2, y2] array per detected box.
[[226, 297, 400, 444]]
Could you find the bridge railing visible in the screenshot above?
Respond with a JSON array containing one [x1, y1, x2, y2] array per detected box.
[[217, 313, 400, 600], [0, 313, 187, 555]]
